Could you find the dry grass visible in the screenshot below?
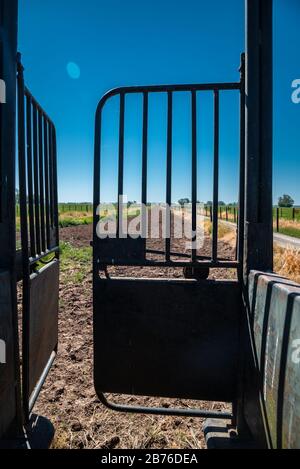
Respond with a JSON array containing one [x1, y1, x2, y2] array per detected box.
[[274, 245, 300, 284], [204, 220, 235, 239], [273, 219, 300, 238]]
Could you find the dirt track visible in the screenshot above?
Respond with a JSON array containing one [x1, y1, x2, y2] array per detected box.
[[35, 224, 236, 449]]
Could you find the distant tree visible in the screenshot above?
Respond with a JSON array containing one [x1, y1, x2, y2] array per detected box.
[[178, 198, 190, 207], [206, 200, 213, 206], [219, 201, 226, 206], [127, 201, 137, 207], [15, 189, 20, 204], [278, 194, 294, 208]]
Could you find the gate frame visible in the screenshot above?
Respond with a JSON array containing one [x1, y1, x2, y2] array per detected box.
[[0, 0, 22, 437], [235, 0, 274, 446], [93, 57, 246, 420]]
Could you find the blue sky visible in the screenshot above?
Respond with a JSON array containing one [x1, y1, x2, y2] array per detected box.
[[18, 0, 299, 204]]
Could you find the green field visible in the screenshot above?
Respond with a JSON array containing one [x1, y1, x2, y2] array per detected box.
[[15, 203, 300, 238]]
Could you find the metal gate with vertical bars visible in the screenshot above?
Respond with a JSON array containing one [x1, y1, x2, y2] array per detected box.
[[93, 57, 245, 419], [17, 55, 59, 422], [93, 66, 245, 270]]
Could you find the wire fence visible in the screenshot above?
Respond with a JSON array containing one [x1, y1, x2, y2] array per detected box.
[[16, 203, 94, 216], [15, 203, 300, 238]]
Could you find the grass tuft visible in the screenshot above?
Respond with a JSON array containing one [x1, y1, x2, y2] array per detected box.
[[274, 245, 300, 284]]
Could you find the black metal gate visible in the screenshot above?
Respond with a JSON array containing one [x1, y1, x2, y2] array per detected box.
[[17, 55, 59, 422], [93, 58, 245, 419]]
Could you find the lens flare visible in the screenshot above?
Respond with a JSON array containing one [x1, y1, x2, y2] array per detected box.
[[66, 62, 81, 79]]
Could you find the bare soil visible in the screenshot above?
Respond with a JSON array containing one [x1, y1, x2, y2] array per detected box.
[[34, 223, 236, 449]]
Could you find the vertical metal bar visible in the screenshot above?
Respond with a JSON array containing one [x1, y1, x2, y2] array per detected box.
[[32, 105, 41, 254], [191, 90, 197, 261], [259, 0, 273, 269], [244, 0, 273, 277], [238, 53, 245, 270], [165, 91, 172, 261], [93, 104, 102, 265], [17, 58, 30, 423], [52, 125, 60, 249], [43, 118, 50, 248], [26, 94, 36, 257], [118, 93, 125, 237], [212, 90, 219, 262], [142, 92, 148, 240], [38, 110, 46, 253], [48, 124, 54, 229]]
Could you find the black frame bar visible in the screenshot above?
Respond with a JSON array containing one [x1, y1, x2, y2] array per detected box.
[[165, 91, 173, 261], [191, 90, 197, 262], [212, 90, 219, 263], [141, 92, 148, 238], [117, 93, 125, 237], [98, 392, 233, 420]]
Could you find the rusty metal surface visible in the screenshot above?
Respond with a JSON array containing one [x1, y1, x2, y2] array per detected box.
[[27, 260, 59, 397], [94, 278, 241, 403], [246, 271, 300, 449]]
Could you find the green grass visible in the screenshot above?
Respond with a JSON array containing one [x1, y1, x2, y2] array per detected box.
[[272, 207, 300, 221], [59, 216, 93, 228], [59, 210, 93, 228], [278, 226, 300, 238], [60, 241, 92, 264], [59, 242, 92, 283], [58, 206, 140, 228]]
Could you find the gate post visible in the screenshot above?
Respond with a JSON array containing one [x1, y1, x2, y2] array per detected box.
[[244, 0, 273, 279], [0, 0, 22, 438], [236, 0, 274, 447]]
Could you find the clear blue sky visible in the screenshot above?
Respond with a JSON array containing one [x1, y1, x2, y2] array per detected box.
[[18, 0, 300, 204]]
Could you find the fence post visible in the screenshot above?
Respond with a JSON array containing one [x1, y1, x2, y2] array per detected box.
[[244, 0, 273, 276], [292, 207, 295, 221], [276, 207, 279, 233], [210, 206, 213, 222]]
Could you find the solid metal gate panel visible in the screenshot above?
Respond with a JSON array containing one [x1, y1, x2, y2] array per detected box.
[[93, 58, 245, 418], [17, 56, 59, 421], [94, 278, 241, 402], [27, 261, 59, 400]]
